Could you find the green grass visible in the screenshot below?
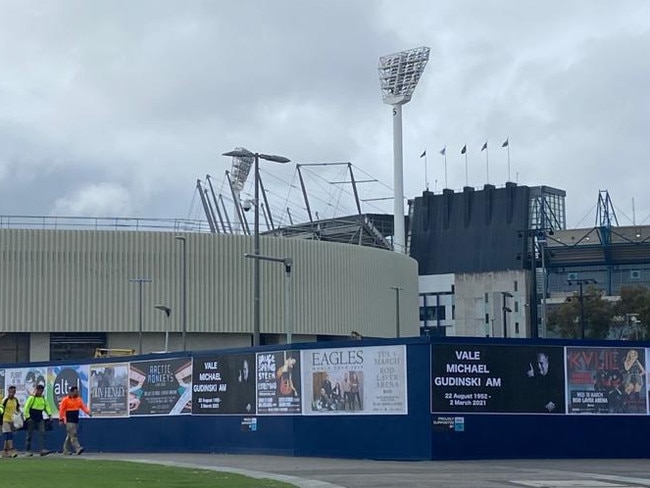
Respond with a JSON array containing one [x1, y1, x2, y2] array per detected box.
[[0, 458, 296, 488]]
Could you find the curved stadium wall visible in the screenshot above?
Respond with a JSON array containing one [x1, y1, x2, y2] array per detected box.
[[0, 229, 418, 361]]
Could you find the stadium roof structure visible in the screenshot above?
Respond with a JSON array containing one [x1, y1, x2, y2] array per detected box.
[[267, 213, 394, 250], [545, 225, 650, 267]]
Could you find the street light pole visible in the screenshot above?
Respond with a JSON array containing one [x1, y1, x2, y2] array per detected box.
[[174, 236, 187, 351], [129, 278, 152, 354], [223, 149, 290, 347], [568, 279, 596, 339], [390, 286, 403, 338], [579, 281, 586, 340], [253, 153, 261, 347], [154, 305, 172, 352], [284, 259, 293, 345]]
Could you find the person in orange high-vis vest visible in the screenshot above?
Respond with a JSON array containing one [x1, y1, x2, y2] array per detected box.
[[59, 386, 91, 455]]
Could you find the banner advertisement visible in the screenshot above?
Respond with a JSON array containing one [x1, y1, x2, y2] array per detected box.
[[567, 347, 646, 414], [192, 353, 256, 415], [89, 363, 129, 417], [0, 369, 5, 399], [301, 345, 408, 415], [129, 358, 193, 416], [5, 367, 47, 406], [256, 350, 302, 414], [431, 344, 566, 414], [47, 365, 90, 418]]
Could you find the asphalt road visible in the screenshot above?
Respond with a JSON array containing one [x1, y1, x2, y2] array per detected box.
[[86, 453, 650, 488]]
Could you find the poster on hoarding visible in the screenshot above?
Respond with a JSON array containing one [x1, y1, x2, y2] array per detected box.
[[301, 345, 407, 415], [566, 347, 646, 414], [5, 367, 47, 407], [192, 353, 256, 415], [256, 350, 301, 415], [89, 363, 129, 417], [46, 365, 90, 418], [129, 358, 192, 416], [431, 344, 566, 414]]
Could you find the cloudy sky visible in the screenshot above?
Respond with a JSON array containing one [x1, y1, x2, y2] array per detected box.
[[1, 1, 649, 229]]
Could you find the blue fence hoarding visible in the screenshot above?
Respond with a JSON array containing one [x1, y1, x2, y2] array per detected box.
[[2, 336, 650, 461]]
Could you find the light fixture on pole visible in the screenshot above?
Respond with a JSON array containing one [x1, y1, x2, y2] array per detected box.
[[174, 236, 188, 351], [378, 46, 430, 253], [501, 291, 513, 338], [129, 278, 152, 354], [222, 148, 291, 347], [244, 253, 293, 345], [154, 305, 172, 352]]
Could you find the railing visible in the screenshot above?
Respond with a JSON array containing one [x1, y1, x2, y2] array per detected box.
[[0, 215, 212, 233]]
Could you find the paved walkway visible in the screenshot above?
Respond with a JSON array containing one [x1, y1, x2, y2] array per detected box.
[[87, 453, 650, 488]]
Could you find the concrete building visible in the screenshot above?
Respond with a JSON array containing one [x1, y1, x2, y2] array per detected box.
[[409, 183, 566, 337]]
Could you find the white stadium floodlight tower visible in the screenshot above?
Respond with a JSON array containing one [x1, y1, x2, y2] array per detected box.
[[230, 146, 254, 199], [378, 46, 430, 253]]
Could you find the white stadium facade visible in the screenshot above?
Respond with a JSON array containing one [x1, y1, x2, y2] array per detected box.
[[0, 221, 418, 363]]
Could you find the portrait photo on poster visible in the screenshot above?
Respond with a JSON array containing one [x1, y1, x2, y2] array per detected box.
[[431, 344, 566, 414], [567, 346, 647, 415], [89, 364, 129, 417], [192, 353, 255, 415], [256, 350, 302, 415], [302, 345, 408, 415]]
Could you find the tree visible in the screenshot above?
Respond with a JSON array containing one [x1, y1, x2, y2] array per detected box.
[[547, 285, 614, 339], [613, 286, 650, 340]]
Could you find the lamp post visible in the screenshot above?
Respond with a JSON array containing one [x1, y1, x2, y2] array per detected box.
[[390, 286, 403, 338], [174, 236, 187, 351], [378, 46, 430, 253], [129, 278, 152, 354], [518, 227, 555, 338], [501, 292, 513, 338], [223, 149, 291, 347], [244, 253, 293, 344], [154, 305, 172, 352], [568, 279, 597, 339]]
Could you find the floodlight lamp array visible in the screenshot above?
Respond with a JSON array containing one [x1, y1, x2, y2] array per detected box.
[[378, 46, 430, 105], [230, 146, 254, 193]]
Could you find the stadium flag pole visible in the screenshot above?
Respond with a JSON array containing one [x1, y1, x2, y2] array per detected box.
[[502, 137, 511, 182], [481, 141, 489, 184], [420, 149, 428, 191], [461, 144, 468, 187], [440, 146, 448, 189]]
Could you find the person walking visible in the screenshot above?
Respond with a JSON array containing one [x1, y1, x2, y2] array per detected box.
[[0, 385, 20, 458], [59, 386, 91, 455], [24, 384, 53, 456]]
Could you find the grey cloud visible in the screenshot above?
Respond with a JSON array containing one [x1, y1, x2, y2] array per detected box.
[[0, 1, 649, 228]]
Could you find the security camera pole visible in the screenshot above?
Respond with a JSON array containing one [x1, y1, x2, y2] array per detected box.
[[378, 46, 430, 253], [222, 149, 290, 347]]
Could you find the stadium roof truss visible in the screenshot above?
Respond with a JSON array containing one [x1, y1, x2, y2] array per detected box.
[[544, 225, 650, 267], [268, 213, 393, 250]]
